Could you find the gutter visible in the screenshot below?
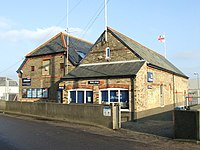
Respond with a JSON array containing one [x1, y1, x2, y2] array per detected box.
[[147, 63, 189, 79], [61, 74, 136, 81]]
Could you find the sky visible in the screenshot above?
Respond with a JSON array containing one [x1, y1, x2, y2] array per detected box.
[[0, 0, 200, 81]]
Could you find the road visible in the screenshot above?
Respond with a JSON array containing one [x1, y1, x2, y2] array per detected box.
[[0, 113, 156, 150], [0, 113, 200, 150]]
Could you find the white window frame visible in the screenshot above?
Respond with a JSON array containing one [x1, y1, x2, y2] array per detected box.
[[68, 89, 93, 104], [99, 88, 130, 111], [105, 47, 110, 59]]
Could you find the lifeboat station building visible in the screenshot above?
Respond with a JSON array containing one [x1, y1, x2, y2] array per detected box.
[[17, 27, 188, 121], [61, 27, 188, 120]]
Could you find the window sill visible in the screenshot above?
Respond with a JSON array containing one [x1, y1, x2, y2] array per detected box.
[[121, 109, 130, 112]]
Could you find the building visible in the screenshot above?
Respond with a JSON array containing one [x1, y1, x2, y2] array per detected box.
[[61, 27, 188, 121], [0, 77, 18, 101], [188, 78, 200, 105], [17, 32, 93, 102]]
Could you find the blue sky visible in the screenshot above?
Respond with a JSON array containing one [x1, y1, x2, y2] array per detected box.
[[0, 0, 199, 80]]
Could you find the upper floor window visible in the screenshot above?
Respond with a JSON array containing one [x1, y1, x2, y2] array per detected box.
[[60, 63, 64, 70], [106, 47, 110, 59], [31, 66, 35, 71], [42, 59, 50, 75]]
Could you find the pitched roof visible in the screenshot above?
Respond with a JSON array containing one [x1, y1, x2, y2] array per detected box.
[[26, 32, 93, 65], [107, 27, 188, 78], [62, 61, 145, 79]]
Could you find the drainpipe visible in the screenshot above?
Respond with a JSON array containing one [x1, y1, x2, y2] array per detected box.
[[131, 77, 136, 121], [173, 74, 175, 108]]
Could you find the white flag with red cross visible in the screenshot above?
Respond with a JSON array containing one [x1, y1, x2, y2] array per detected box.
[[158, 35, 165, 43]]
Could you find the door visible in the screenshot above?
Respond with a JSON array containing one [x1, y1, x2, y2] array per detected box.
[[57, 90, 63, 103], [160, 85, 164, 107]]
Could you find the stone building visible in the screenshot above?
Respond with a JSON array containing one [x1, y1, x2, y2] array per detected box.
[[61, 27, 188, 120], [17, 32, 93, 102]]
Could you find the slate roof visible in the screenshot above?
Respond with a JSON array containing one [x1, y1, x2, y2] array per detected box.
[[17, 33, 93, 73], [62, 61, 145, 79], [26, 32, 93, 65], [107, 27, 188, 78]]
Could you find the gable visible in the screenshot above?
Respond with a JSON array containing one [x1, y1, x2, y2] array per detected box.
[[81, 31, 140, 64], [26, 33, 93, 65]]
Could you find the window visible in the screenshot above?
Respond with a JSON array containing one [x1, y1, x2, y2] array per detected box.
[[100, 88, 129, 110], [31, 66, 35, 71], [42, 59, 50, 75], [106, 47, 110, 59], [60, 63, 64, 70], [22, 88, 49, 98], [69, 89, 93, 104]]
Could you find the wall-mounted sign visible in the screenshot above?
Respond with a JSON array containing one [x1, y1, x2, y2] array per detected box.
[[147, 72, 153, 82], [22, 78, 31, 86], [88, 81, 100, 84], [103, 107, 111, 116], [58, 83, 65, 90]]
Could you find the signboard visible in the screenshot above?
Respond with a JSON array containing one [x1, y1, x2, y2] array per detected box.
[[103, 107, 111, 116], [58, 83, 65, 90], [88, 81, 100, 84], [22, 78, 31, 86], [147, 72, 153, 82]]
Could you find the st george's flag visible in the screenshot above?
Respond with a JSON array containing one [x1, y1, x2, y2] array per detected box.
[[158, 35, 165, 43]]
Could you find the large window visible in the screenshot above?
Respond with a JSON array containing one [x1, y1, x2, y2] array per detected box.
[[100, 88, 129, 110], [22, 88, 48, 98], [42, 59, 51, 75], [69, 89, 93, 104]]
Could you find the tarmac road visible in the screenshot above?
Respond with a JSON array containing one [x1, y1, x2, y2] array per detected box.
[[0, 113, 199, 150], [0, 113, 155, 150]]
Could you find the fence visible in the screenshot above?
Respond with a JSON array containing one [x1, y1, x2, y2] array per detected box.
[[0, 101, 121, 129]]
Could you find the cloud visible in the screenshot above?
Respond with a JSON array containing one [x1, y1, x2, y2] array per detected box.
[[0, 17, 84, 43], [0, 17, 12, 29], [0, 26, 84, 43]]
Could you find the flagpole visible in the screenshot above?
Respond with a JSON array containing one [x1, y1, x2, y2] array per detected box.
[[104, 0, 108, 42], [164, 32, 167, 58]]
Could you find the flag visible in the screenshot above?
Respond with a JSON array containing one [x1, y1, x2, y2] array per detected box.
[[158, 35, 165, 43]]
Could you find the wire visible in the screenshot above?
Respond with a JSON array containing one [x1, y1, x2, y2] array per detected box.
[[79, 0, 111, 39], [0, 58, 24, 74]]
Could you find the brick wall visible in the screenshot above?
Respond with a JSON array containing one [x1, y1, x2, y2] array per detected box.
[[63, 78, 132, 105], [18, 53, 75, 102]]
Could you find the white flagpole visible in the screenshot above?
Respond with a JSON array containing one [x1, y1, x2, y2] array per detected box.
[[164, 32, 167, 58], [66, 0, 69, 74], [105, 0, 108, 42]]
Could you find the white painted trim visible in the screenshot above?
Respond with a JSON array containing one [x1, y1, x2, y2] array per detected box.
[[80, 60, 145, 67], [68, 89, 93, 104], [99, 88, 130, 110]]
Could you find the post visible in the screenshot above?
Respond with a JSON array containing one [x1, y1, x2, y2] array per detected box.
[[104, 0, 108, 42], [194, 72, 200, 104], [112, 103, 121, 130]]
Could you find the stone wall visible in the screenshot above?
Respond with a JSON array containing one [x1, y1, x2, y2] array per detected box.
[[18, 53, 75, 102], [0, 101, 113, 128], [63, 78, 132, 105], [134, 62, 188, 118], [82, 32, 139, 64]]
